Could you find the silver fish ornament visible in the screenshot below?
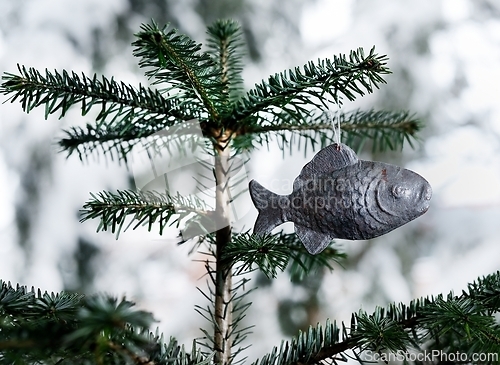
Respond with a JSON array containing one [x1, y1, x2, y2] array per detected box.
[[249, 143, 432, 255]]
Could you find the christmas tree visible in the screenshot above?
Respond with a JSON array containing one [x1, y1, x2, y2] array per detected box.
[[1, 19, 499, 365]]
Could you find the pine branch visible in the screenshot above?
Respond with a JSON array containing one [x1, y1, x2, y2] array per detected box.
[[223, 233, 290, 278], [0, 280, 215, 365], [195, 261, 254, 365], [417, 297, 500, 356], [223, 232, 345, 280], [251, 271, 500, 365], [0, 280, 156, 364], [0, 64, 191, 121], [251, 319, 353, 365], [228, 47, 389, 129], [339, 109, 422, 151], [59, 117, 207, 163], [0, 65, 208, 162], [80, 189, 212, 237], [206, 19, 245, 108], [464, 269, 500, 314], [233, 109, 422, 154], [133, 21, 224, 122]]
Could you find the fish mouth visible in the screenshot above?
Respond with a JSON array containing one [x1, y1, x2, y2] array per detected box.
[[423, 184, 432, 201], [416, 184, 432, 213], [417, 183, 432, 201], [419, 204, 430, 214]]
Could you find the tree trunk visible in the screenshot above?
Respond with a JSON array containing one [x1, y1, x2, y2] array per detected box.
[[214, 132, 233, 365]]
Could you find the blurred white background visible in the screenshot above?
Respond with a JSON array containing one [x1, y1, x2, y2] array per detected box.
[[0, 0, 499, 360]]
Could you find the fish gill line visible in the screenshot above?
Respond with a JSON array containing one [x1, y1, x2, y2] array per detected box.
[[367, 174, 397, 224]]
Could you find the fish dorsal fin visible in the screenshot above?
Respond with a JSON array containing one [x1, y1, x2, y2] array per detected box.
[[294, 143, 358, 189]]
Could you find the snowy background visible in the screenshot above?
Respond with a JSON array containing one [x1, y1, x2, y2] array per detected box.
[[1, 0, 500, 360]]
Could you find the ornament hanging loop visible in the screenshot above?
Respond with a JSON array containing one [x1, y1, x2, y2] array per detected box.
[[327, 103, 341, 149]]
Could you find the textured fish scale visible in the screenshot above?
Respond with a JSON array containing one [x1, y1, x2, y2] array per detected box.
[[353, 163, 388, 238], [287, 161, 396, 240], [250, 142, 432, 254]]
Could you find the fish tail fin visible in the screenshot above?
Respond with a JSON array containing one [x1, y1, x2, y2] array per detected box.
[[249, 179, 285, 234]]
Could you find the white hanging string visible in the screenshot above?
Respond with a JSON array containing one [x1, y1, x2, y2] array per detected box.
[[327, 103, 341, 146]]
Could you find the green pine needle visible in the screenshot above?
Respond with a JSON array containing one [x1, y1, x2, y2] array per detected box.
[[252, 271, 500, 365], [133, 21, 224, 122], [233, 109, 422, 154], [1, 64, 189, 121], [223, 232, 345, 279], [80, 189, 211, 237], [206, 19, 246, 108], [229, 47, 390, 129]]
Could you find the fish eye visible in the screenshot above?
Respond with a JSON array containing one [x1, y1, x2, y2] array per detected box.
[[392, 185, 409, 198]]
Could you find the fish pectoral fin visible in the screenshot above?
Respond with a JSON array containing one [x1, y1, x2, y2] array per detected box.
[[295, 225, 333, 255]]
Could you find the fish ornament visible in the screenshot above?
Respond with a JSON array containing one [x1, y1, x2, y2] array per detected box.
[[249, 143, 432, 255]]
